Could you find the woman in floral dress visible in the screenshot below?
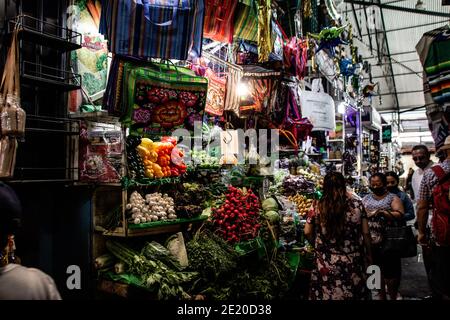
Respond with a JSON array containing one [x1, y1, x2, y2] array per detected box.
[[304, 172, 372, 300]]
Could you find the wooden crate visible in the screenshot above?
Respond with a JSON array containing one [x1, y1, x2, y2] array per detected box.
[[92, 186, 124, 232]]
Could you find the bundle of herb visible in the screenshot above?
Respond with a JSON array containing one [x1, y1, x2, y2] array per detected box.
[[106, 240, 198, 300], [186, 230, 239, 281]]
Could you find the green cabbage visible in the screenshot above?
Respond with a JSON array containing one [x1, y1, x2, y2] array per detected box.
[[263, 210, 280, 224], [262, 198, 278, 211]]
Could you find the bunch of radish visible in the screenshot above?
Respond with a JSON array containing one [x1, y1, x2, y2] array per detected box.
[[211, 186, 261, 244]]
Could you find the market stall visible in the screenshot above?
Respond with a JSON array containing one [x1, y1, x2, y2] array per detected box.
[[0, 0, 392, 300], [71, 0, 379, 299]]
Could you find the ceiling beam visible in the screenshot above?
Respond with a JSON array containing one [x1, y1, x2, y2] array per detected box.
[[363, 50, 417, 59], [376, 0, 401, 125], [358, 20, 450, 37], [342, 0, 409, 13], [376, 89, 423, 96], [361, 0, 374, 54], [343, 0, 450, 18], [371, 71, 422, 79], [350, 2, 362, 39], [362, 58, 419, 65]]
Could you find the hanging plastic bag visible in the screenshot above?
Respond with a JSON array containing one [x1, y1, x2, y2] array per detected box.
[[299, 79, 336, 131], [121, 60, 208, 135], [0, 136, 18, 178], [0, 28, 26, 137]]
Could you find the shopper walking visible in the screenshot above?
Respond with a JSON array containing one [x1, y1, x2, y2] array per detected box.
[[417, 136, 450, 300], [0, 182, 62, 300], [362, 173, 404, 300], [386, 171, 415, 222], [384, 171, 416, 299], [304, 172, 372, 300], [411, 145, 434, 202], [411, 144, 434, 292]]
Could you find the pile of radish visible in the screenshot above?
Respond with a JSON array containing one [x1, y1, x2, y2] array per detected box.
[[211, 186, 261, 244], [126, 191, 177, 224]]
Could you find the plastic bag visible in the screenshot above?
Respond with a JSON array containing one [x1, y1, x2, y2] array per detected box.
[[79, 121, 123, 182], [0, 136, 18, 178], [166, 232, 189, 268]]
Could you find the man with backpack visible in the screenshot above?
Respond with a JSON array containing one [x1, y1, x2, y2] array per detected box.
[[417, 136, 450, 300]]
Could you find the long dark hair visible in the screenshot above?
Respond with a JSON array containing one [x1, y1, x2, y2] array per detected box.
[[318, 172, 348, 241]]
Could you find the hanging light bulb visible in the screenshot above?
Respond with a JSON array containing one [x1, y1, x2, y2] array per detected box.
[[236, 81, 250, 97]]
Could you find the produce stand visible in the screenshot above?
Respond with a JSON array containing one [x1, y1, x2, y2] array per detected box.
[[0, 0, 408, 301]]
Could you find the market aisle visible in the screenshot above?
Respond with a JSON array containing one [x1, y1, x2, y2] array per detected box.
[[399, 246, 431, 300]]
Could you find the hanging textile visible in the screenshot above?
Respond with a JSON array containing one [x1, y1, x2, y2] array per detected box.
[[256, 0, 272, 62], [204, 69, 227, 116], [416, 26, 450, 149], [234, 0, 259, 42], [224, 65, 282, 117], [239, 77, 279, 116], [99, 0, 205, 60], [203, 0, 237, 43], [283, 37, 308, 80], [416, 26, 450, 105], [224, 67, 243, 115], [121, 61, 208, 135]]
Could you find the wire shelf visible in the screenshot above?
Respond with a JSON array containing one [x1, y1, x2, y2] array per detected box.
[[21, 60, 81, 91], [8, 14, 82, 52]]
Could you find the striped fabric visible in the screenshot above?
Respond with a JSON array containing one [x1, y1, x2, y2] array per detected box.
[[417, 26, 450, 104], [234, 0, 258, 42], [99, 0, 205, 60], [224, 66, 243, 114], [203, 0, 237, 43]]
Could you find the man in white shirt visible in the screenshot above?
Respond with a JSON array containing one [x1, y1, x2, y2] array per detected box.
[[411, 145, 434, 201], [410, 145, 433, 299], [0, 182, 61, 300]]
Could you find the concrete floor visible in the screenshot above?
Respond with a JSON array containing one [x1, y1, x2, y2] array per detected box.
[[399, 245, 432, 300]]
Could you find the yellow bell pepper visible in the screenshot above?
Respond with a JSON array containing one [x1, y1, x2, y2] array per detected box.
[[148, 151, 158, 163], [154, 171, 164, 178], [141, 138, 154, 149], [145, 169, 154, 178], [136, 145, 150, 158], [150, 162, 162, 172], [143, 159, 153, 166]]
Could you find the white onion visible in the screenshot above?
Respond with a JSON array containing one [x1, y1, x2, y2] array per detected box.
[[132, 207, 140, 214]]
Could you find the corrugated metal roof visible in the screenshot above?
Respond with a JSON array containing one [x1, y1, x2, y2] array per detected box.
[[343, 0, 450, 131]]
